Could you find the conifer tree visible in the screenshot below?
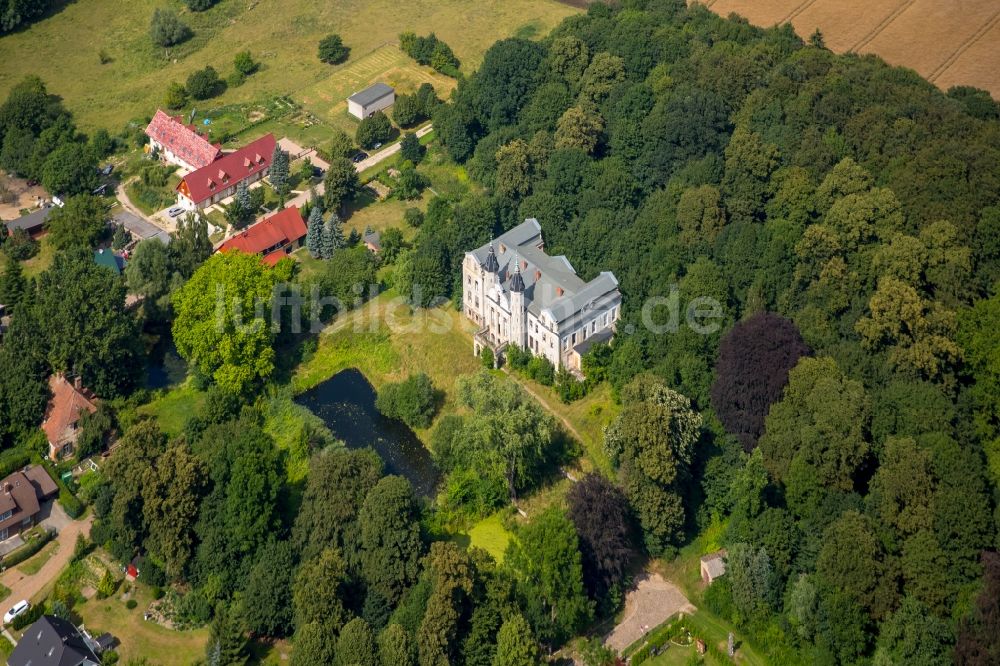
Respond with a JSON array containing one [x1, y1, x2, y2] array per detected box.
[[321, 213, 344, 259], [205, 605, 249, 666], [0, 255, 26, 310], [270, 146, 290, 203], [307, 207, 324, 258]]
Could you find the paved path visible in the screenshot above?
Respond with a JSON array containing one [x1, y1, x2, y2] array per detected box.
[[604, 573, 697, 653], [0, 513, 93, 607], [283, 123, 434, 211]]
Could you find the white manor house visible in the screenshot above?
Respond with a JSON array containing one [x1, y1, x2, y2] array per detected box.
[[462, 218, 622, 376]]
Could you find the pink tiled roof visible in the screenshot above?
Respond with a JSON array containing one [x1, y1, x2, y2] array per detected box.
[[178, 134, 276, 205], [144, 109, 221, 170]]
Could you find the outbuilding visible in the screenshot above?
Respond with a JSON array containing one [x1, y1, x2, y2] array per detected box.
[[700, 550, 727, 585], [347, 83, 395, 119]]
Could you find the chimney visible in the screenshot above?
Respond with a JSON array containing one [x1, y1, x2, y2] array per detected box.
[[556, 287, 564, 297], [3, 482, 11, 495], [534, 270, 541, 281], [74, 375, 83, 391]]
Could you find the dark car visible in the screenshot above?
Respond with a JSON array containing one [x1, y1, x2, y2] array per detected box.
[[352, 151, 368, 163], [101, 164, 114, 176]]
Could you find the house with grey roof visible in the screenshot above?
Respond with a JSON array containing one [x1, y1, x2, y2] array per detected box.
[[8, 615, 102, 666], [347, 83, 395, 119], [463, 218, 621, 377], [4, 205, 53, 239]]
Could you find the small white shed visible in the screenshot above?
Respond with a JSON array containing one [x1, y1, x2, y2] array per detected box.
[[700, 550, 727, 584], [347, 83, 395, 119]]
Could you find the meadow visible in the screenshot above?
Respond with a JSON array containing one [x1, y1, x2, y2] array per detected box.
[[0, 0, 577, 133]]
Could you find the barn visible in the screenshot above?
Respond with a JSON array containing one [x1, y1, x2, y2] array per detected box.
[[347, 83, 395, 119]]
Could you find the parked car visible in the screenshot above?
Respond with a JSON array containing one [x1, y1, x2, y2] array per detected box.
[[4, 600, 29, 624], [101, 164, 114, 176], [167, 206, 185, 217], [352, 151, 368, 163], [372, 142, 382, 150]]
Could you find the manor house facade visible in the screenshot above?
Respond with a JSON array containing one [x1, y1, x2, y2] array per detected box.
[[462, 219, 621, 376]]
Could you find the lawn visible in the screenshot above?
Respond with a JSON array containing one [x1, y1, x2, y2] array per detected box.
[[0, 582, 9, 605], [14, 235, 56, 279], [0, 0, 578, 133], [17, 540, 59, 576], [138, 380, 207, 438], [74, 583, 210, 666], [465, 513, 512, 563], [298, 44, 456, 136]]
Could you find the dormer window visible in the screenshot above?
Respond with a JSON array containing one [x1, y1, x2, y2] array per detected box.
[[244, 157, 251, 168], [499, 243, 506, 253], [535, 270, 541, 281], [207, 178, 216, 190], [255, 153, 264, 164]]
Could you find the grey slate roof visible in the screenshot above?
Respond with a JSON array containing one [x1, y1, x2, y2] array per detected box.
[[347, 83, 394, 108], [470, 219, 620, 325], [113, 211, 171, 245], [8, 615, 101, 666], [4, 206, 52, 235]]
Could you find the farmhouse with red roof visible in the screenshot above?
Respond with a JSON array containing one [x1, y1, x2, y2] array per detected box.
[[176, 134, 276, 210], [145, 109, 222, 172], [218, 206, 308, 265], [41, 374, 98, 462]]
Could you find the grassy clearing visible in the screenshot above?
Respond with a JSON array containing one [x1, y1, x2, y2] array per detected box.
[[75, 582, 209, 666], [465, 513, 512, 563], [16, 540, 59, 576], [0, 581, 9, 604], [298, 44, 455, 136], [16, 235, 56, 279], [138, 380, 207, 438], [0, 0, 577, 133]]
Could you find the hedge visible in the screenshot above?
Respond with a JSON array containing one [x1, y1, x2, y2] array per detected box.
[[11, 601, 45, 630], [1, 528, 55, 568], [58, 487, 84, 519], [0, 450, 31, 480]]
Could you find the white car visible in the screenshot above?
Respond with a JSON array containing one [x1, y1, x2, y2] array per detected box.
[[167, 206, 185, 217], [4, 600, 29, 624]]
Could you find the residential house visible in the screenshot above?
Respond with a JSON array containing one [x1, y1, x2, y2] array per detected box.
[[8, 616, 102, 666], [217, 206, 308, 266], [462, 218, 621, 376], [175, 134, 276, 211], [700, 550, 727, 584], [3, 205, 53, 239], [0, 466, 58, 542], [347, 83, 395, 119], [144, 109, 222, 172], [363, 230, 381, 254], [41, 375, 98, 462]]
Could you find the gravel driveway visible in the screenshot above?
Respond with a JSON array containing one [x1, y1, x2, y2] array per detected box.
[[603, 572, 697, 653]]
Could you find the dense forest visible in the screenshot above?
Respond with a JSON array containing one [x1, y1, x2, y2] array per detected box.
[[1, 0, 999, 664]]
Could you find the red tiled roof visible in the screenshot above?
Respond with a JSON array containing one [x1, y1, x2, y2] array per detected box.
[[177, 134, 276, 205], [41, 375, 97, 447], [218, 206, 307, 258], [144, 109, 221, 170], [262, 250, 288, 266]]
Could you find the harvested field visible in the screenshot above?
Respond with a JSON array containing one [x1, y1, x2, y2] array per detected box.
[[693, 0, 1000, 98]]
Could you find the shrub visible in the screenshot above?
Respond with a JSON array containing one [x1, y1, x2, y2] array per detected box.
[[234, 51, 257, 76], [187, 0, 218, 10], [149, 9, 191, 48], [0, 448, 30, 479], [356, 111, 392, 149], [403, 207, 424, 228], [126, 599, 138, 610], [186, 66, 222, 100], [96, 570, 118, 599], [4, 228, 38, 260], [399, 133, 424, 163], [375, 373, 440, 429], [72, 533, 90, 562], [59, 487, 84, 519], [137, 559, 167, 587], [399, 32, 460, 74], [526, 355, 555, 385], [151, 586, 165, 600], [480, 347, 494, 369], [318, 34, 349, 64]]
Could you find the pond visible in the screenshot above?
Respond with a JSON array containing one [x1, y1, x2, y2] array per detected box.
[[295, 368, 440, 497]]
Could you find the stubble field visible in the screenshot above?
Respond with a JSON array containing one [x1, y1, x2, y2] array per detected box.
[[698, 0, 1000, 97]]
